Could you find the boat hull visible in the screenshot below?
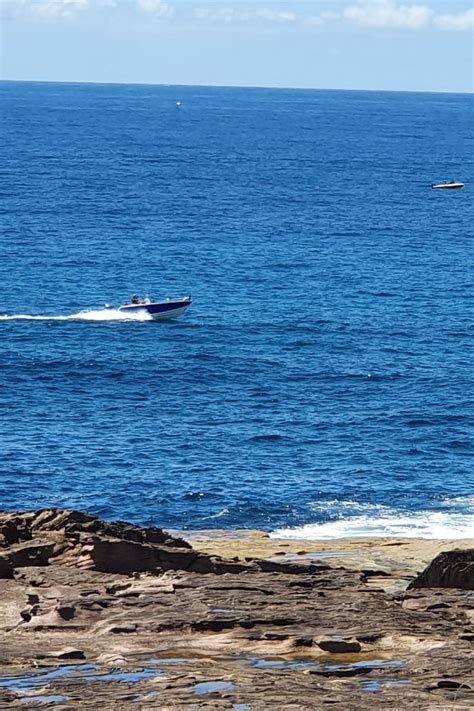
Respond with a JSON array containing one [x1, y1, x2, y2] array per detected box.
[[118, 298, 192, 321], [431, 183, 464, 190]]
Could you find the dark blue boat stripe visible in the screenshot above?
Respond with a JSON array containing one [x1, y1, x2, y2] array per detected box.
[[120, 299, 191, 315]]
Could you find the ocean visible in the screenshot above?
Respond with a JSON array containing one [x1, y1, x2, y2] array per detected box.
[[1, 81, 473, 539]]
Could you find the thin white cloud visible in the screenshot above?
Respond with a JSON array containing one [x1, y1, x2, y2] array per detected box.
[[136, 0, 174, 18], [306, 1, 474, 32], [193, 8, 241, 24], [1, 0, 174, 22], [255, 9, 297, 23], [434, 8, 474, 32], [2, 0, 89, 21], [3, 0, 473, 32], [343, 1, 433, 29], [192, 2, 473, 32], [193, 6, 297, 26]]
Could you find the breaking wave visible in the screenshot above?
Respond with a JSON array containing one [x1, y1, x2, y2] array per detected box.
[[270, 498, 474, 540]]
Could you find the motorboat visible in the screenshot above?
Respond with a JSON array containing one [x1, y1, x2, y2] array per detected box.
[[107, 295, 192, 320], [431, 181, 465, 190]]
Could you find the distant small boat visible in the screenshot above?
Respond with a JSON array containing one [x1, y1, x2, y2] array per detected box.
[[431, 181, 465, 190], [106, 295, 192, 321]]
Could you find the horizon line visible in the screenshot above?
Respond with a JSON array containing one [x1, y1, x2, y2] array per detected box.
[[1, 78, 473, 97]]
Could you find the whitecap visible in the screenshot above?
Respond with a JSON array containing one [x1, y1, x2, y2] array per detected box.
[[271, 503, 474, 540], [203, 508, 230, 520]]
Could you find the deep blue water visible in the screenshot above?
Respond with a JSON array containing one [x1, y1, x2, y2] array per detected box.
[[1, 82, 473, 538]]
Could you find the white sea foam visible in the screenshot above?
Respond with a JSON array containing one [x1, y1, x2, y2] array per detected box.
[[0, 308, 153, 322], [271, 500, 474, 540], [439, 494, 474, 508], [204, 508, 230, 520], [309, 499, 386, 515]]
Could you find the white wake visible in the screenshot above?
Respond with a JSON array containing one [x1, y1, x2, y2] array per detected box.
[[0, 308, 153, 322]]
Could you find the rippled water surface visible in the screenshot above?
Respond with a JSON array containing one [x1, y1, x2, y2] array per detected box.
[[1, 82, 473, 537]]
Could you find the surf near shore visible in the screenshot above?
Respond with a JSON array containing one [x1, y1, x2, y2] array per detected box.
[[186, 528, 474, 594], [0, 508, 473, 709]]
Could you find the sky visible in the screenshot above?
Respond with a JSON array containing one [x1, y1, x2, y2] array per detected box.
[[0, 0, 473, 92]]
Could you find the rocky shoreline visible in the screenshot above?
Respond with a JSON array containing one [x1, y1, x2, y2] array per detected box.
[[0, 508, 473, 709]]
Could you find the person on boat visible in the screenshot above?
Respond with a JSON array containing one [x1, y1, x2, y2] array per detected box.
[[131, 293, 140, 304]]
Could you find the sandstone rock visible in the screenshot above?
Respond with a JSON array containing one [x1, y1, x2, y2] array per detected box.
[[401, 597, 430, 611], [315, 637, 362, 654], [361, 569, 391, 578], [106, 576, 176, 596], [29, 508, 192, 550], [431, 678, 472, 690], [355, 632, 384, 643], [0, 508, 193, 559], [310, 665, 369, 678], [97, 652, 128, 666], [43, 647, 86, 660], [0, 555, 14, 579], [95, 622, 138, 635], [56, 603, 76, 620], [0, 509, 473, 709], [25, 609, 80, 629], [76, 539, 198, 574], [0, 517, 31, 546], [408, 549, 474, 591], [7, 541, 55, 568]]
